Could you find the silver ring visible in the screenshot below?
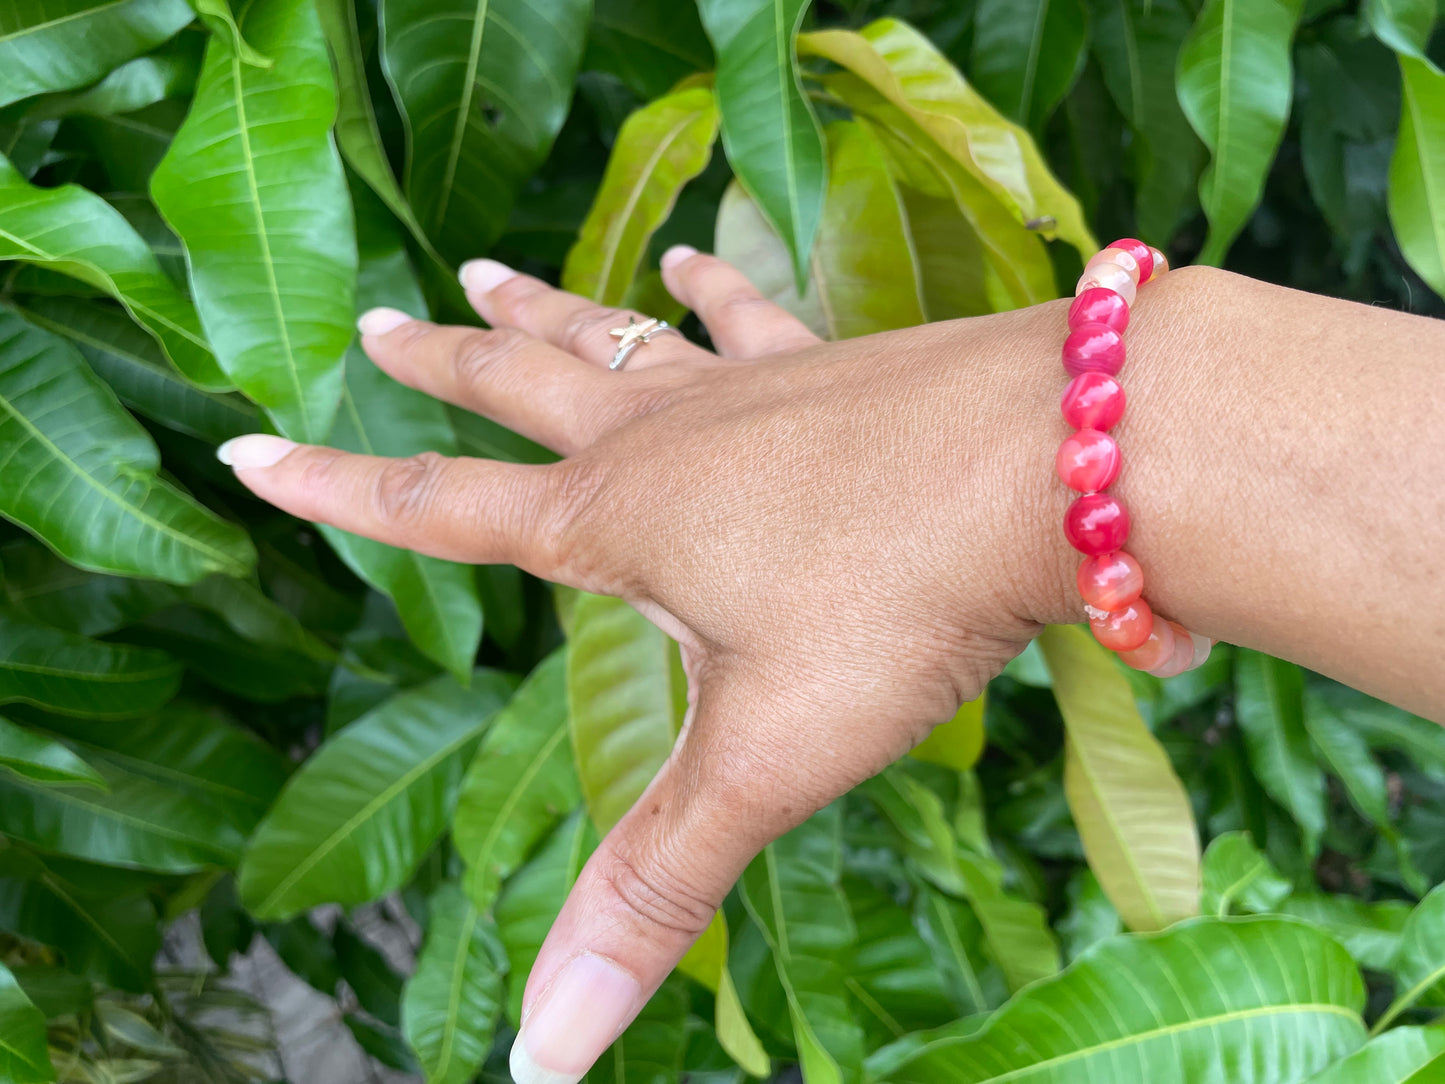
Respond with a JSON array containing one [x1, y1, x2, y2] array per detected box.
[[608, 315, 681, 370]]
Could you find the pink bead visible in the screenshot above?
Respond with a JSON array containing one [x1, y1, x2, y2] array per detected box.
[[1061, 372, 1126, 430], [1086, 247, 1142, 284], [1118, 619, 1175, 671], [1146, 620, 1195, 678], [1147, 247, 1169, 281], [1076, 262, 1137, 306], [1056, 429, 1121, 492], [1089, 598, 1154, 652], [1068, 288, 1130, 333], [1064, 493, 1130, 555], [1062, 322, 1125, 378], [1109, 238, 1154, 283], [1077, 551, 1144, 610]]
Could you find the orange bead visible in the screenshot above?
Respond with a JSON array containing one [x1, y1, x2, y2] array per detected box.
[[1077, 552, 1144, 610], [1119, 620, 1176, 671], [1089, 598, 1154, 652]]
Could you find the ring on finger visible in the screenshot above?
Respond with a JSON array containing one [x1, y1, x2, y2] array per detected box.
[[609, 315, 682, 371]]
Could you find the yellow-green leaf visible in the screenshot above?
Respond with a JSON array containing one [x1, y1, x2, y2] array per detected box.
[[911, 693, 985, 772], [1389, 54, 1445, 300]]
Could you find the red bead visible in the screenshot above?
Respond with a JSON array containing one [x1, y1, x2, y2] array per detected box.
[[1062, 322, 1125, 378], [1060, 372, 1126, 431], [1109, 238, 1153, 283], [1056, 429, 1121, 492], [1089, 598, 1154, 652], [1068, 287, 1130, 333], [1064, 493, 1130, 554], [1077, 551, 1144, 610], [1119, 618, 1175, 670]]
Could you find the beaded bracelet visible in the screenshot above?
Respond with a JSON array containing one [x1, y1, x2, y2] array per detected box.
[[1056, 238, 1211, 679]]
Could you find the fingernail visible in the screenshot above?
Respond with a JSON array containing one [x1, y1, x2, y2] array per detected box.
[[459, 258, 518, 294], [660, 244, 698, 271], [509, 955, 642, 1084], [357, 307, 413, 336], [216, 434, 297, 470]]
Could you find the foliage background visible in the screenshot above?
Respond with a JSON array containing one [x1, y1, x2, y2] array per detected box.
[[0, 0, 1443, 1082]]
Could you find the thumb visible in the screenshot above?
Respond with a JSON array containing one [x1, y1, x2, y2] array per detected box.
[[508, 688, 781, 1084]]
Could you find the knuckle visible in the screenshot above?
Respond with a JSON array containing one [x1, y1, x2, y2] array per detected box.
[[488, 273, 547, 315], [593, 845, 716, 938], [373, 451, 447, 526], [559, 307, 616, 354], [295, 448, 345, 497], [453, 328, 525, 389], [536, 459, 611, 582]]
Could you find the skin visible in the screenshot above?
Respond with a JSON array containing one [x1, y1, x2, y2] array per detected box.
[[221, 249, 1445, 1081]]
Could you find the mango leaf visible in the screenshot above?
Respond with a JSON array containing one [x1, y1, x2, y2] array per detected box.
[[334, 922, 404, 1027], [1307, 1028, 1445, 1084], [897, 185, 990, 321], [151, 0, 357, 443], [1379, 883, 1445, 1032], [1317, 683, 1445, 771], [800, 19, 1096, 261], [715, 120, 925, 339], [970, 0, 1087, 131], [589, 975, 690, 1084], [1388, 55, 1445, 301], [1303, 685, 1400, 838], [23, 37, 202, 121], [585, 0, 714, 100], [1056, 868, 1122, 964], [10, 296, 257, 445], [1200, 831, 1292, 917], [1234, 649, 1326, 856], [453, 649, 579, 913], [563, 84, 719, 307], [910, 694, 986, 773], [0, 960, 52, 1084], [319, 195, 481, 681], [401, 884, 506, 1084], [675, 914, 771, 1077], [954, 848, 1061, 994], [379, 0, 591, 263], [1038, 625, 1201, 932], [740, 806, 865, 1084], [912, 887, 1005, 1016], [887, 917, 1365, 1084], [239, 670, 516, 919], [845, 877, 958, 1045], [1366, 0, 1439, 59], [0, 156, 226, 389], [0, 0, 194, 109], [697, 0, 827, 288], [0, 614, 180, 719], [1279, 894, 1411, 973], [0, 715, 103, 787], [1176, 0, 1304, 264], [0, 849, 160, 992]]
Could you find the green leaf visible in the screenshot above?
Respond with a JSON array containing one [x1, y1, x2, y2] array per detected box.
[[740, 806, 865, 1084], [0, 715, 103, 787], [334, 922, 403, 1028], [1379, 883, 1445, 1032], [913, 887, 1005, 1016], [970, 0, 1087, 130], [453, 650, 580, 913], [1279, 893, 1411, 973], [0, 960, 52, 1084], [319, 195, 481, 681], [675, 914, 772, 1077], [715, 119, 925, 339], [379, 0, 591, 263], [0, 849, 159, 991], [0, 157, 226, 389], [1176, 0, 1305, 264], [1316, 683, 1445, 771], [896, 185, 990, 321], [1307, 1028, 1445, 1084], [887, 917, 1365, 1084], [1038, 625, 1201, 932], [588, 975, 690, 1084], [585, 0, 714, 100], [401, 884, 506, 1084], [0, 0, 194, 109], [1389, 54, 1445, 301], [1303, 686, 1391, 826], [910, 694, 986, 773], [0, 312, 253, 583], [845, 877, 958, 1044], [953, 848, 1061, 994], [239, 670, 516, 919], [1234, 649, 1326, 855], [1200, 831, 1292, 917], [151, 0, 357, 443], [10, 296, 257, 445], [698, 0, 828, 288], [563, 84, 718, 307], [1366, 0, 1440, 59], [0, 614, 180, 719]]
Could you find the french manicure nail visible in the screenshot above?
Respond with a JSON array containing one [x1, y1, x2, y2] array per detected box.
[[216, 434, 298, 470], [458, 258, 518, 294], [357, 307, 414, 336], [660, 244, 698, 270], [509, 955, 642, 1084]]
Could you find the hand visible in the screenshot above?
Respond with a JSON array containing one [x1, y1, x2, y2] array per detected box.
[[219, 247, 1139, 1081]]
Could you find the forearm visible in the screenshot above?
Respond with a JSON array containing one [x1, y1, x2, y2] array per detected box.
[[1009, 267, 1445, 720]]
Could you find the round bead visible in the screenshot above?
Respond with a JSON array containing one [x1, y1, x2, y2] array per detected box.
[[1109, 238, 1154, 282], [1064, 493, 1131, 554], [1077, 551, 1144, 610], [1062, 322, 1125, 377], [1118, 618, 1175, 671], [1146, 621, 1195, 677], [1147, 247, 1169, 281], [1185, 631, 1213, 671], [1056, 429, 1121, 492], [1089, 598, 1154, 652], [1076, 262, 1137, 306], [1067, 287, 1130, 333], [1061, 371, 1126, 431], [1086, 246, 1142, 284]]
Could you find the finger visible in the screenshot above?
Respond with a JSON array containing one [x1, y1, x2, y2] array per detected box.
[[459, 259, 703, 370], [357, 309, 639, 455], [216, 434, 564, 577], [509, 683, 792, 1084], [659, 245, 820, 359]]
